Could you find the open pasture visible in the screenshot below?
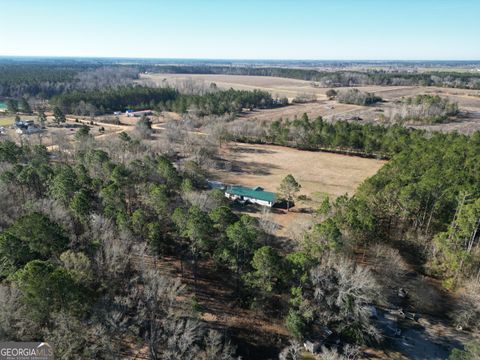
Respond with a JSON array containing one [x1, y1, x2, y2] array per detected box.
[[212, 142, 386, 237], [214, 142, 385, 199], [142, 73, 480, 132]]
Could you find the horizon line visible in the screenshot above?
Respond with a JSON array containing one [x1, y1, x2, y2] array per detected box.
[[1, 55, 480, 63]]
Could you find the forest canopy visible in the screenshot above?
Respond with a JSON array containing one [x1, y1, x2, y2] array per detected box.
[[52, 86, 277, 116]]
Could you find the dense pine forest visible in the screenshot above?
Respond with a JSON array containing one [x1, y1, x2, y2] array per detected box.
[[0, 140, 245, 358]]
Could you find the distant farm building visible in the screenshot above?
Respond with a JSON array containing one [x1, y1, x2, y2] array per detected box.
[[225, 185, 277, 207], [126, 109, 153, 117]]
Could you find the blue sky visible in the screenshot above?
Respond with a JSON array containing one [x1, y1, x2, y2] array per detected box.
[[1, 0, 479, 60]]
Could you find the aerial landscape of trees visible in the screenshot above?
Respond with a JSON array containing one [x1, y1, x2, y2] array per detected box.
[[0, 138, 385, 358], [228, 112, 480, 286], [1, 58, 480, 359]]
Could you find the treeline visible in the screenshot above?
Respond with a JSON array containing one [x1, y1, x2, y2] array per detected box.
[[53, 86, 277, 116], [153, 65, 480, 89], [53, 86, 179, 114], [229, 113, 417, 158], [0, 64, 79, 98], [2, 125, 479, 355], [0, 63, 139, 98], [166, 88, 277, 115]]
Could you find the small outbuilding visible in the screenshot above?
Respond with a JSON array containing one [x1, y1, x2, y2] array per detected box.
[[126, 109, 153, 117]]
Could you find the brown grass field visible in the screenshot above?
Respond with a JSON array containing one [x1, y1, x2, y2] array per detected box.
[[212, 142, 386, 237], [142, 73, 480, 133], [141, 73, 322, 101], [214, 142, 385, 198]]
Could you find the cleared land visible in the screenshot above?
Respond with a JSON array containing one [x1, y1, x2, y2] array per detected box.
[[141, 73, 322, 101], [212, 142, 385, 237], [214, 142, 384, 198], [142, 73, 480, 133]]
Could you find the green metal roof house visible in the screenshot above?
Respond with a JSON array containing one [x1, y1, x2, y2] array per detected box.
[[225, 185, 277, 207]]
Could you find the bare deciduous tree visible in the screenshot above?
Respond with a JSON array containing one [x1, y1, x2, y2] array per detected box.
[[183, 191, 217, 212], [44, 311, 115, 360], [31, 198, 75, 235], [279, 341, 302, 360], [0, 285, 39, 341], [91, 215, 133, 282], [203, 330, 238, 360], [308, 254, 382, 343], [454, 278, 480, 331], [161, 317, 202, 360], [133, 266, 186, 360], [369, 244, 409, 287], [317, 346, 346, 360]]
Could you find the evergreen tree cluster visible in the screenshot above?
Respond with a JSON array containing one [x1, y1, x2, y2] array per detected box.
[[53, 86, 277, 115]]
